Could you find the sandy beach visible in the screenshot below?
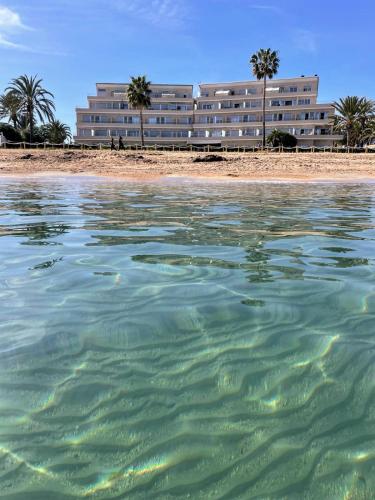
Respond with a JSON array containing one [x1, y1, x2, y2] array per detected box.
[[1, 149, 375, 182]]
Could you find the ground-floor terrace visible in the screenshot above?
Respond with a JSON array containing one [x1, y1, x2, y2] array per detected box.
[[74, 128, 343, 148]]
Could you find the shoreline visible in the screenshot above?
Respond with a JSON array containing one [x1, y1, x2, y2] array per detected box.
[[1, 149, 375, 183]]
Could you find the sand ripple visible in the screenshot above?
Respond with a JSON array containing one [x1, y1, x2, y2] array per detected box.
[[0, 178, 374, 498]]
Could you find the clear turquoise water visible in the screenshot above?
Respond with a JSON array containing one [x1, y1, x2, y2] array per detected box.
[[0, 177, 375, 499]]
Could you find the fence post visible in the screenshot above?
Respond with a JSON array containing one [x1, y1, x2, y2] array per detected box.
[[296, 146, 299, 153], [23, 142, 26, 149]]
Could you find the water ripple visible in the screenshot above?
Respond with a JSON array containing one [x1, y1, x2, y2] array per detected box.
[[0, 178, 375, 498]]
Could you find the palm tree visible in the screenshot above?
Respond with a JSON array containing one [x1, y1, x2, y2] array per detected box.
[[6, 75, 55, 143], [0, 91, 22, 129], [127, 75, 151, 147], [361, 119, 375, 146], [42, 119, 72, 144], [250, 48, 280, 148], [332, 96, 375, 147]]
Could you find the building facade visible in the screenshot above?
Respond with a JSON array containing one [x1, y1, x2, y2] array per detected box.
[[75, 76, 342, 147], [75, 83, 194, 145]]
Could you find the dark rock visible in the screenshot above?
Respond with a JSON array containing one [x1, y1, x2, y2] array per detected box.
[[19, 154, 33, 160], [126, 154, 152, 162], [193, 154, 227, 163]]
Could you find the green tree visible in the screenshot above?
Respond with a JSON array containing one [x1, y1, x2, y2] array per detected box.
[[267, 129, 297, 148], [0, 92, 22, 129], [0, 123, 22, 142], [332, 96, 375, 147], [127, 75, 151, 147], [361, 119, 375, 146], [40, 119, 72, 144], [250, 48, 280, 148], [6, 75, 55, 143]]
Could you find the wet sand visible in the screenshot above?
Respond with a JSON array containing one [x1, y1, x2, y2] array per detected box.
[[1, 149, 375, 182]]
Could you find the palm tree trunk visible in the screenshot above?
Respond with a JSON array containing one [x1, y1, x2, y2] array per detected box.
[[262, 74, 266, 149], [29, 103, 33, 144], [140, 108, 144, 148]]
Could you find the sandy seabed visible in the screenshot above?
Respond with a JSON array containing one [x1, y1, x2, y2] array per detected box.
[[1, 149, 375, 182]]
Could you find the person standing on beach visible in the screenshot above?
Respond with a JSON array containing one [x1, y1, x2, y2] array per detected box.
[[111, 137, 116, 151], [118, 136, 125, 150]]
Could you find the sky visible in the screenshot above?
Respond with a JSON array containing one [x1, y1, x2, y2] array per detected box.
[[1, 0, 374, 133]]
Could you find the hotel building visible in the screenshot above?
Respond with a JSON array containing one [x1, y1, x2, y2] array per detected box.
[[75, 76, 342, 147]]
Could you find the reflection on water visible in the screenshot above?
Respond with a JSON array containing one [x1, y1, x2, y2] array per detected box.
[[0, 177, 375, 499]]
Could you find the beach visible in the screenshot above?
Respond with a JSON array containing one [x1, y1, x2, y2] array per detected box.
[[1, 149, 375, 181]]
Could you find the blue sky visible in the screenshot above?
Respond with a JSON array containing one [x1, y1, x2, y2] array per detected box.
[[1, 0, 374, 132]]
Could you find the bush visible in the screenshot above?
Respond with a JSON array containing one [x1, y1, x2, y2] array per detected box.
[[0, 123, 22, 142], [20, 126, 49, 143], [267, 129, 297, 148]]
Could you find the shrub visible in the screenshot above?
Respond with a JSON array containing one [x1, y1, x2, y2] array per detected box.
[[267, 129, 297, 148], [0, 123, 22, 142]]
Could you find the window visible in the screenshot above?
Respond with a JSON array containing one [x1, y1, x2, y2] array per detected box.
[[299, 128, 313, 136], [285, 100, 293, 106], [127, 130, 139, 137], [242, 128, 256, 136], [303, 86, 312, 92], [298, 99, 311, 105], [94, 129, 108, 137], [271, 100, 280, 107], [145, 130, 160, 138], [225, 130, 239, 137], [78, 128, 91, 137], [202, 104, 212, 110], [289, 86, 298, 92]]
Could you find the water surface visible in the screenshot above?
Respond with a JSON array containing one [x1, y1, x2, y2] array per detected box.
[[0, 177, 375, 499]]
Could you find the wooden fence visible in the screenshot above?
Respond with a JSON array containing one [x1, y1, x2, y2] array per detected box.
[[1, 141, 375, 154]]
